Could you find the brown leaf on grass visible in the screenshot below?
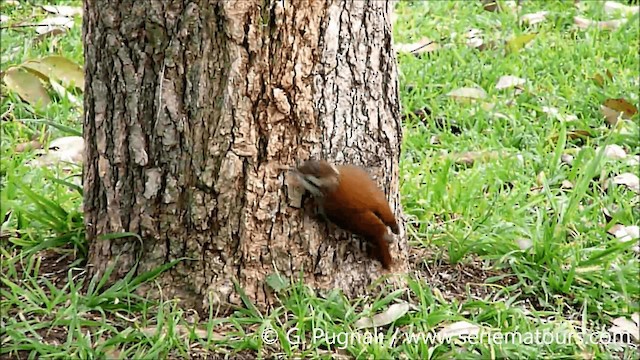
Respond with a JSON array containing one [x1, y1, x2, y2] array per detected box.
[[437, 321, 481, 339], [481, 0, 518, 13], [601, 98, 638, 125], [611, 173, 640, 194], [536, 171, 546, 186], [404, 106, 432, 121], [35, 16, 74, 35], [49, 78, 82, 107], [521, 11, 549, 25], [35, 27, 67, 43], [21, 56, 84, 90], [550, 129, 592, 142], [515, 238, 533, 250], [463, 28, 497, 51], [604, 98, 638, 118], [574, 16, 627, 30], [592, 70, 613, 87], [354, 302, 410, 329], [593, 74, 606, 87], [561, 180, 574, 189], [1, 103, 14, 122], [506, 33, 536, 53], [2, 67, 51, 107], [29, 136, 84, 167], [608, 224, 639, 243], [568, 130, 593, 140], [567, 129, 593, 140], [395, 38, 440, 55], [451, 151, 506, 166], [15, 140, 43, 153], [466, 37, 484, 49], [41, 5, 83, 17], [561, 154, 574, 166], [542, 106, 578, 122], [446, 87, 487, 102], [604, 1, 639, 16], [465, 28, 483, 47], [601, 106, 622, 125], [626, 155, 640, 167], [600, 144, 627, 160], [609, 316, 640, 342], [495, 75, 526, 90], [482, 0, 500, 12]]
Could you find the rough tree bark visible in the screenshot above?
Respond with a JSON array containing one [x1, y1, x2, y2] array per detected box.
[[83, 0, 407, 312]]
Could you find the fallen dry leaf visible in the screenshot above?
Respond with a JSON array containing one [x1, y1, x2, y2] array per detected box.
[[41, 5, 83, 17], [602, 205, 620, 222], [604, 1, 639, 16], [481, 0, 518, 13], [354, 302, 410, 329], [402, 106, 432, 122], [2, 67, 51, 107], [465, 28, 483, 39], [561, 154, 575, 166], [515, 238, 533, 250], [480, 102, 496, 112], [15, 140, 43, 153], [611, 173, 640, 193], [465, 28, 484, 48], [609, 316, 640, 342], [608, 224, 640, 242], [600, 98, 638, 126], [625, 155, 640, 167], [521, 11, 549, 25], [601, 106, 622, 126], [437, 321, 481, 339], [495, 75, 526, 90], [395, 38, 440, 55], [600, 144, 627, 160], [506, 33, 536, 53], [29, 136, 84, 167], [592, 69, 614, 88], [604, 98, 638, 118], [35, 27, 67, 43], [482, 0, 499, 12], [22, 55, 84, 90], [561, 180, 574, 189], [565, 129, 592, 140], [536, 171, 546, 186], [542, 106, 578, 122], [466, 36, 484, 49], [50, 78, 82, 107], [446, 87, 487, 101], [451, 151, 504, 166], [574, 16, 627, 30], [35, 16, 74, 35]]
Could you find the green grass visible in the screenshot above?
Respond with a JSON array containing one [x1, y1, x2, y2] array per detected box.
[[1, 1, 639, 359]]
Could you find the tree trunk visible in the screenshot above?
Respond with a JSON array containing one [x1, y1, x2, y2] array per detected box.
[[83, 0, 407, 312]]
